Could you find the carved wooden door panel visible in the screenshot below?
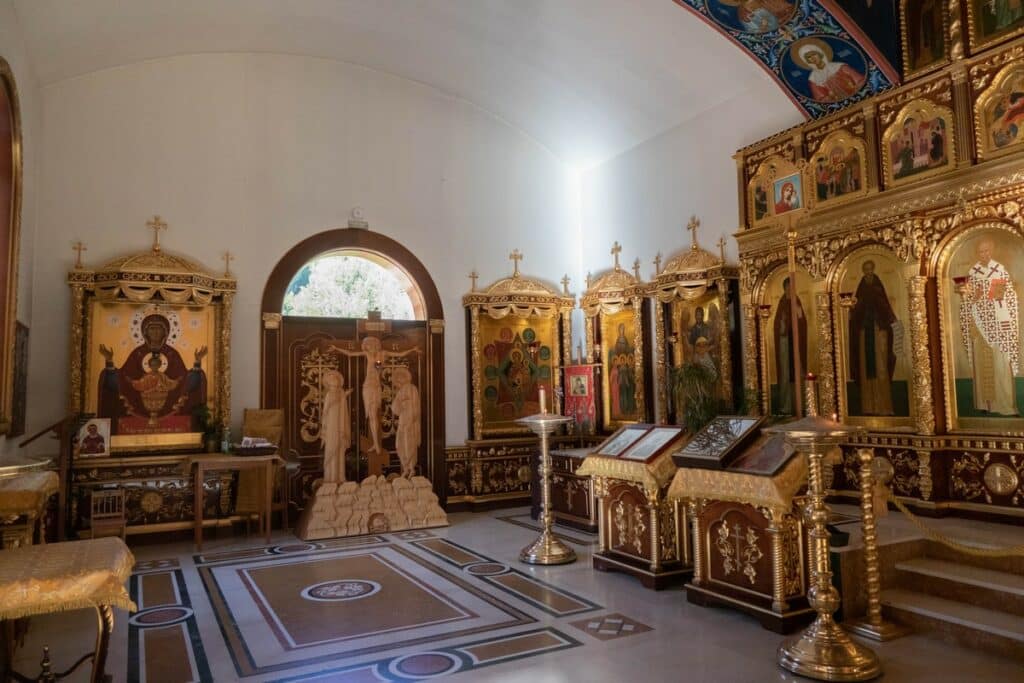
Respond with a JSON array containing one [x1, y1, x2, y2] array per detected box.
[[271, 316, 430, 513]]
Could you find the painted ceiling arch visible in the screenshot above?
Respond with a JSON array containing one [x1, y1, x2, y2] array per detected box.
[[672, 0, 901, 119]]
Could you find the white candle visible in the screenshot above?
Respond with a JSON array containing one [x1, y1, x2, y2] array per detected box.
[[539, 386, 547, 413]]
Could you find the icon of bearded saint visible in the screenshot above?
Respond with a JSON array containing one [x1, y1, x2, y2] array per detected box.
[[790, 38, 866, 103]]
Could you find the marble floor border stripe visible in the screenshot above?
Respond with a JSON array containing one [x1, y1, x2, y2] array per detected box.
[[127, 568, 212, 683], [267, 627, 582, 683], [198, 542, 537, 678], [495, 514, 597, 546], [193, 535, 389, 566]]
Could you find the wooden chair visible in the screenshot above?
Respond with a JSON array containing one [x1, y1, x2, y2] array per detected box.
[[89, 488, 126, 540], [236, 409, 285, 534]]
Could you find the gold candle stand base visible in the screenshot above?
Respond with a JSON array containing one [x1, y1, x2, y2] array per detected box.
[[778, 616, 881, 682], [519, 530, 577, 565]]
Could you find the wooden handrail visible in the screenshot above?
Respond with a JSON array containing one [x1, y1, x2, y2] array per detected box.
[[18, 415, 75, 448]]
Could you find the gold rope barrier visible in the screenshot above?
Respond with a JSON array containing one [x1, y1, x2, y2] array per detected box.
[[889, 495, 1024, 557]]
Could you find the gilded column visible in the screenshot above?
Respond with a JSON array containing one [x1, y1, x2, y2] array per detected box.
[[717, 278, 734, 406], [950, 63, 975, 166], [470, 305, 483, 440], [688, 499, 705, 586], [654, 298, 669, 423], [219, 292, 233, 432], [560, 308, 572, 367], [908, 277, 936, 435], [767, 509, 789, 613], [862, 102, 880, 192], [733, 153, 747, 230], [647, 488, 661, 572], [758, 305, 773, 414], [948, 0, 964, 61], [585, 315, 595, 363], [631, 297, 646, 420], [743, 303, 761, 413], [68, 284, 86, 414], [814, 291, 837, 418], [594, 477, 609, 552]]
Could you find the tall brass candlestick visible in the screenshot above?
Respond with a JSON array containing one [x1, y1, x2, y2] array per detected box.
[[846, 448, 908, 641], [766, 376, 880, 681], [517, 410, 575, 565]]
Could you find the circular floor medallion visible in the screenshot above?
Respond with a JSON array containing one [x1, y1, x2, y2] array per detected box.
[[129, 606, 194, 627], [272, 542, 320, 554], [387, 652, 462, 679], [464, 562, 509, 576], [300, 579, 381, 602]]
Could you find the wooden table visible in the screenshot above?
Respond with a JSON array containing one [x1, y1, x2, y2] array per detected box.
[[180, 454, 281, 551]]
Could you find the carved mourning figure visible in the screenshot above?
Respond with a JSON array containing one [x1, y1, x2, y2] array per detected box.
[[334, 336, 416, 454], [957, 238, 1020, 415], [319, 369, 352, 483], [98, 313, 208, 433], [390, 366, 421, 477], [773, 277, 807, 415], [849, 260, 899, 415]]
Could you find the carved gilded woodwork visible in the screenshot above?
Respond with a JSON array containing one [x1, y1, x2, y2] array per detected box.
[[881, 98, 957, 189], [973, 60, 1024, 160], [0, 58, 20, 435], [898, 0, 952, 81], [67, 238, 236, 451], [813, 292, 837, 418], [804, 129, 871, 212], [463, 258, 574, 439], [648, 229, 740, 422], [581, 247, 650, 430]]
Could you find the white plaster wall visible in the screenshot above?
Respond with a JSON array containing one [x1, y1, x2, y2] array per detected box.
[[28, 53, 578, 449], [0, 0, 39, 455], [581, 78, 801, 281]]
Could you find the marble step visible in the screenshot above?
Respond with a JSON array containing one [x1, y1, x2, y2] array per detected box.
[[882, 588, 1024, 662], [923, 540, 1024, 576], [895, 558, 1024, 617]]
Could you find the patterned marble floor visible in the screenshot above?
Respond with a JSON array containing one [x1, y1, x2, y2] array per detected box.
[[10, 508, 1024, 682]]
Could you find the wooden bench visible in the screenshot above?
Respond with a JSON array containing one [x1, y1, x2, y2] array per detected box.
[[0, 537, 136, 682]]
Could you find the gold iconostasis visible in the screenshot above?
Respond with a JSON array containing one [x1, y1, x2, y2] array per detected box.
[[735, 30, 1024, 521]]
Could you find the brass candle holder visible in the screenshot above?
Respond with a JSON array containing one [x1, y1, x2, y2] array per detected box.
[[766, 375, 881, 682], [846, 448, 909, 642], [517, 408, 575, 565]]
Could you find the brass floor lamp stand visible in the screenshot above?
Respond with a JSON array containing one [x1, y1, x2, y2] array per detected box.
[[517, 410, 575, 565], [767, 377, 881, 682]]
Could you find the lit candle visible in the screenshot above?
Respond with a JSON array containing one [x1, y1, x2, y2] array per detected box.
[[539, 386, 547, 414]]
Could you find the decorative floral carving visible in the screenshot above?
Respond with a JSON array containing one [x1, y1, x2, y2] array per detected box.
[[951, 452, 989, 501], [714, 519, 763, 584]]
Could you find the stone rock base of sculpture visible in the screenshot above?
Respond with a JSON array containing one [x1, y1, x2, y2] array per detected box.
[[295, 475, 449, 540]]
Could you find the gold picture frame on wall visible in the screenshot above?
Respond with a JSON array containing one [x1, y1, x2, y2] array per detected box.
[[899, 0, 950, 81], [805, 129, 869, 211], [68, 237, 236, 452], [974, 62, 1024, 161], [937, 222, 1024, 434], [0, 58, 22, 435], [966, 0, 1024, 54], [830, 245, 916, 431], [747, 155, 805, 229], [881, 98, 956, 189]]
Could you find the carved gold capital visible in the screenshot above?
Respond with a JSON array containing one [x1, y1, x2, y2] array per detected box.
[[262, 312, 282, 330]]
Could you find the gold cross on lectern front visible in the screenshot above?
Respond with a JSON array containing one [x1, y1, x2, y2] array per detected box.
[[509, 249, 523, 277], [611, 241, 622, 270], [687, 215, 700, 248], [72, 241, 87, 269], [222, 251, 235, 277], [147, 216, 168, 253]]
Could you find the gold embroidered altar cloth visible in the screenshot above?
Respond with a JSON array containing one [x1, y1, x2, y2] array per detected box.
[[0, 537, 136, 620], [0, 471, 59, 518]]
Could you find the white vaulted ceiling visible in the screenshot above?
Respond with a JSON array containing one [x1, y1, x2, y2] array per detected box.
[[12, 0, 793, 166]]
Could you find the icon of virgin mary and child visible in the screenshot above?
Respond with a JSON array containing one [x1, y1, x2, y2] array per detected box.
[[97, 313, 208, 434]]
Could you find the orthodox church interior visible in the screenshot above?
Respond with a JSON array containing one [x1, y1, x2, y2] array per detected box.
[[2, 1, 1024, 681]]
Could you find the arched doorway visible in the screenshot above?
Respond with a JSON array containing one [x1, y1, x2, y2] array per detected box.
[[261, 229, 445, 515]]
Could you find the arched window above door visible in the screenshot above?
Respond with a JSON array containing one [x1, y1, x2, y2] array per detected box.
[[282, 249, 426, 320]]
